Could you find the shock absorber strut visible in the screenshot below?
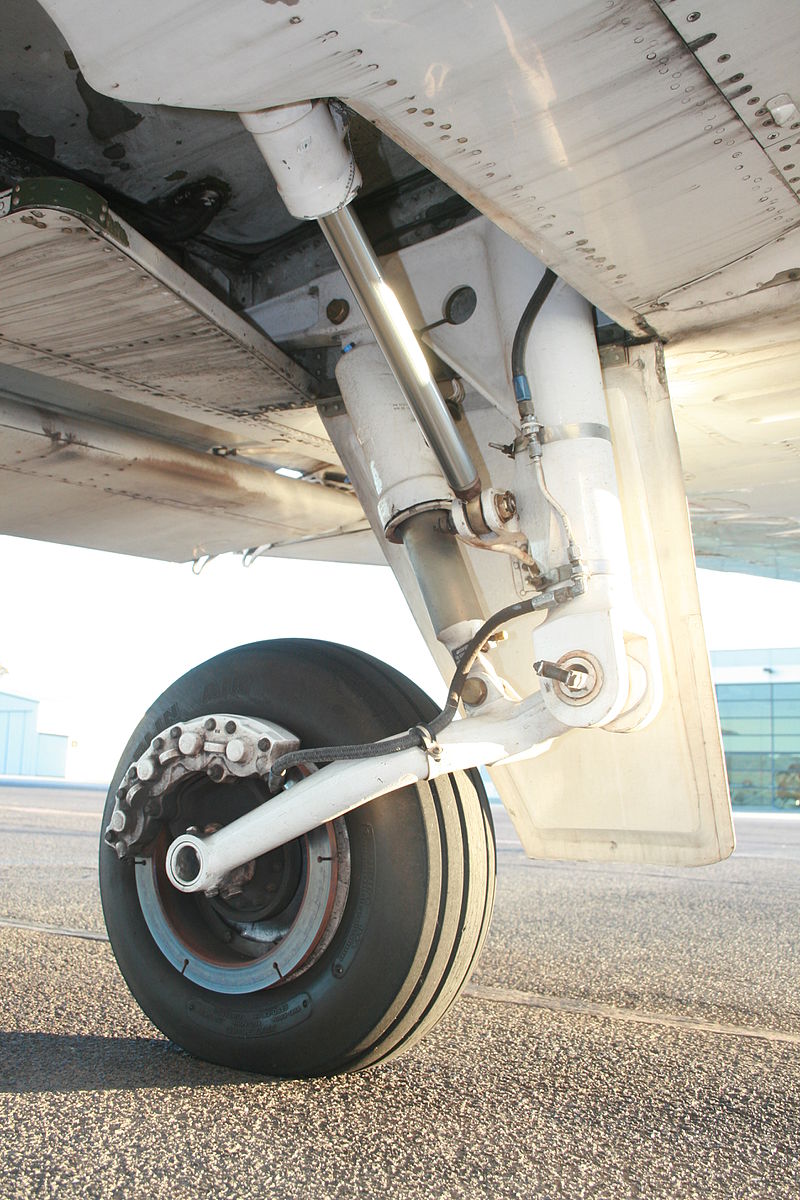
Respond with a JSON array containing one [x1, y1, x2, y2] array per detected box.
[[241, 99, 481, 504]]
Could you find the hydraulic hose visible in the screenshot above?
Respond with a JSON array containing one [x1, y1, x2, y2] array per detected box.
[[511, 268, 557, 411], [267, 597, 539, 790]]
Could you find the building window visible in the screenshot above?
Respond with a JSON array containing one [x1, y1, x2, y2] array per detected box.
[[715, 678, 800, 809]]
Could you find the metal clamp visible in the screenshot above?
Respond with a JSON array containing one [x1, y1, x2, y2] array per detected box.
[[412, 724, 443, 762]]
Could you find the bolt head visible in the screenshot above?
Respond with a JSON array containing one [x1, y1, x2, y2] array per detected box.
[[461, 677, 489, 707], [204, 718, 216, 732], [208, 763, 225, 782], [326, 298, 350, 325], [226, 737, 247, 763], [136, 757, 158, 781], [258, 737, 271, 752], [225, 720, 237, 735], [170, 727, 182, 739], [178, 731, 201, 755]]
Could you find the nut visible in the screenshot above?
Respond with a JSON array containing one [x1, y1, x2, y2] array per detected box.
[[494, 491, 517, 523]]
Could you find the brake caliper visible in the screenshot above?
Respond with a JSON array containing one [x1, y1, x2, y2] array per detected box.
[[104, 714, 299, 858]]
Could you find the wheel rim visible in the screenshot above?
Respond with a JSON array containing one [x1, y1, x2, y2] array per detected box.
[[134, 771, 351, 995]]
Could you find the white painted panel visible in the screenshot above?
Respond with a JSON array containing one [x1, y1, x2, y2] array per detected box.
[[489, 344, 734, 865], [40, 0, 800, 334]]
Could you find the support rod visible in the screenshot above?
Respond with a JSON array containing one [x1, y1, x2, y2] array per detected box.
[[165, 693, 566, 895], [318, 205, 481, 500]]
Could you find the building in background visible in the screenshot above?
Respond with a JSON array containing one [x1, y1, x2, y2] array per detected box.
[[0, 691, 68, 777], [711, 650, 800, 810]]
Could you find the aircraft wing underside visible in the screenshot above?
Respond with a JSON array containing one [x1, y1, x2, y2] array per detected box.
[[1, 0, 799, 577], [0, 179, 374, 564]]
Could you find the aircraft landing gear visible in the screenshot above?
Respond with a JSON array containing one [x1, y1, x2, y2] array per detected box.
[[100, 639, 495, 1078]]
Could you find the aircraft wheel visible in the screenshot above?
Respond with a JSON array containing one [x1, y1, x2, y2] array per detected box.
[[99, 639, 495, 1078]]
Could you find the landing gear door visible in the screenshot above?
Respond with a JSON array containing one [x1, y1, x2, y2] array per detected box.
[[490, 343, 734, 867]]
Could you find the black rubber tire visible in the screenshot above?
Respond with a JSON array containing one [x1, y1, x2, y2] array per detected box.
[[100, 638, 495, 1078]]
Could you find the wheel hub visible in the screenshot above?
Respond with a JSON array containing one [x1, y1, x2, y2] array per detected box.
[[110, 712, 351, 995]]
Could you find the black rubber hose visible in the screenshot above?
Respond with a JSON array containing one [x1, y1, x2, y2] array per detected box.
[[511, 268, 557, 407], [267, 597, 538, 790]]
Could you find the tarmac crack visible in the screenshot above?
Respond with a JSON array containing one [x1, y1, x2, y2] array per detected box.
[[4, 919, 798, 1048], [462, 983, 800, 1047], [0, 917, 109, 942]]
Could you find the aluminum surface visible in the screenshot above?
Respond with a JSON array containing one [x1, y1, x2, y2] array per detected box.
[[319, 205, 479, 498], [39, 0, 800, 334]]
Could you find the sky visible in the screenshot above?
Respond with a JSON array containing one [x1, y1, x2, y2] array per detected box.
[[2, 532, 800, 782]]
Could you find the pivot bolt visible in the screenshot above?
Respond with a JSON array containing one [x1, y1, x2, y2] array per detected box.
[[208, 762, 225, 782], [494, 491, 517, 523], [462, 677, 489, 707]]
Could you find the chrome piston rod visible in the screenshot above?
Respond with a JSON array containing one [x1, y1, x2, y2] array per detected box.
[[318, 205, 481, 500]]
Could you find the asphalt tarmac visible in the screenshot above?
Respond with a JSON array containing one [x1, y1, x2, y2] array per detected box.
[[1, 785, 799, 1199]]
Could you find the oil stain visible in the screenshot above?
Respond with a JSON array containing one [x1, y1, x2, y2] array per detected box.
[[75, 72, 143, 141], [0, 110, 55, 158]]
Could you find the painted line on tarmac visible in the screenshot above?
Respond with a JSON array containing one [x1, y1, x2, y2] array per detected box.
[[0, 917, 108, 942], [462, 983, 800, 1047]]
